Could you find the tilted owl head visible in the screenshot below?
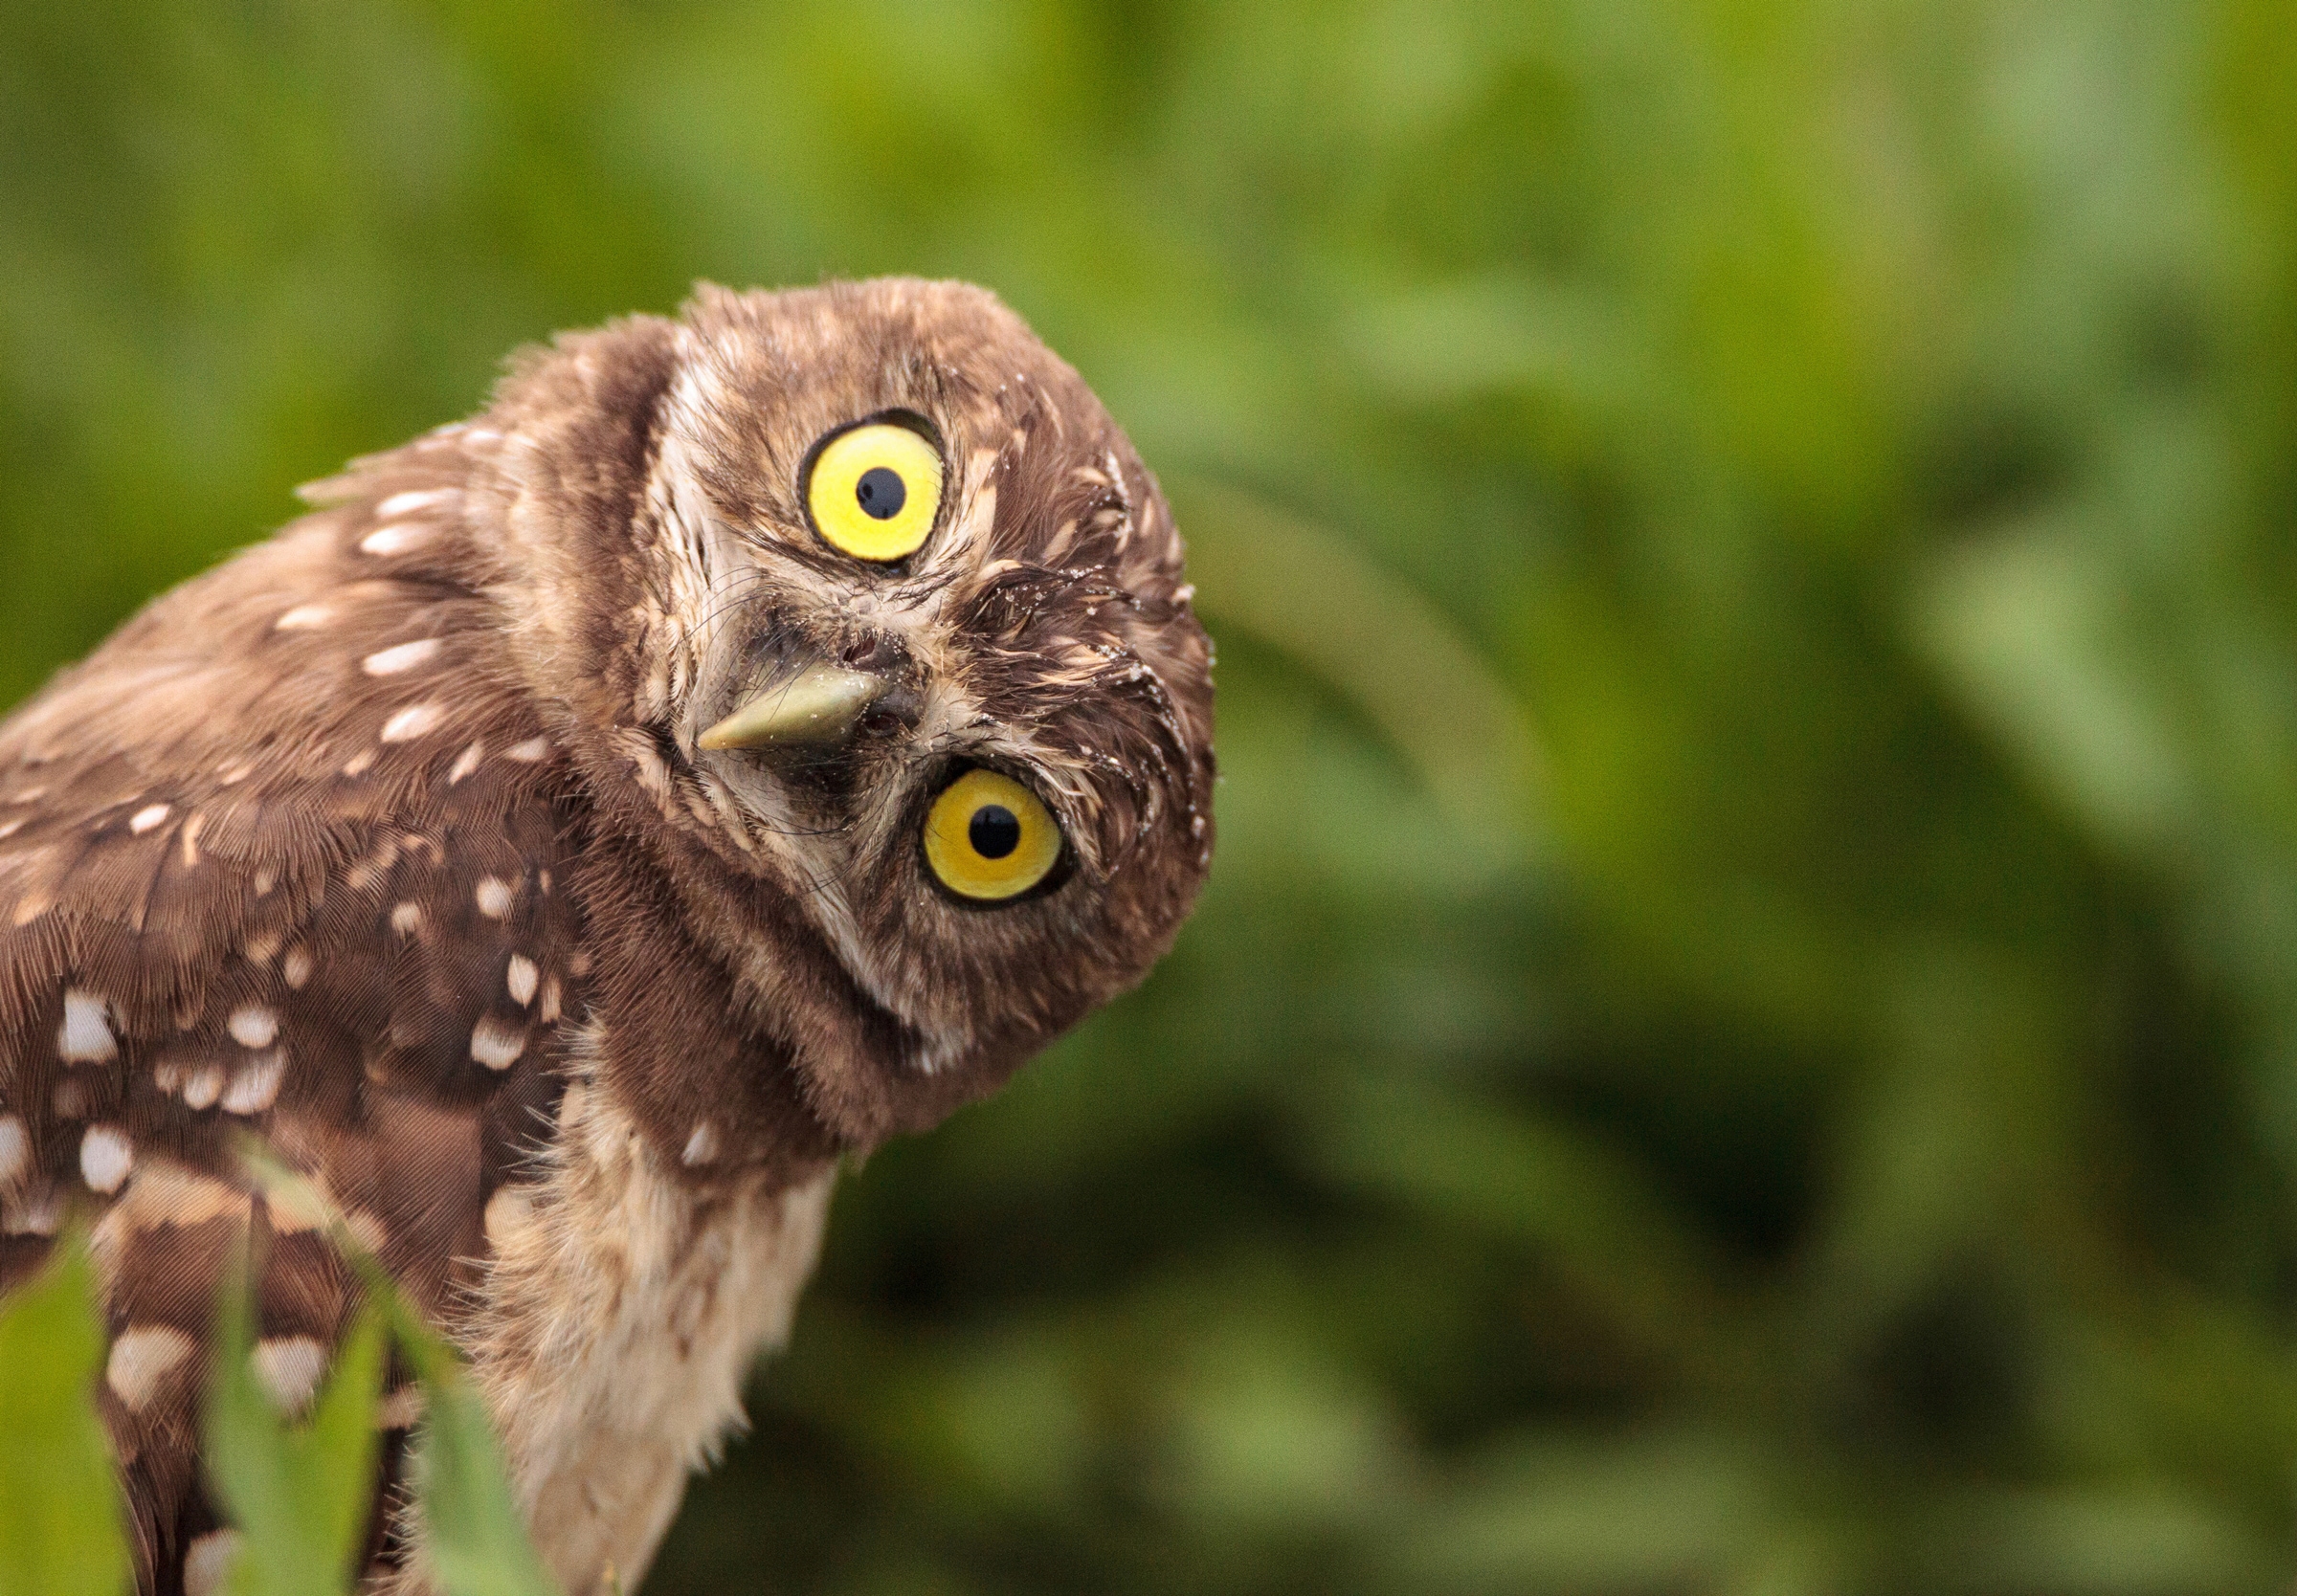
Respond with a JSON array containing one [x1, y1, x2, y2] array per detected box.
[[481, 277, 1215, 1147]]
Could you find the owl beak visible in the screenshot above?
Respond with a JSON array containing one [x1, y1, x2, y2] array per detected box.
[[697, 663, 890, 751]]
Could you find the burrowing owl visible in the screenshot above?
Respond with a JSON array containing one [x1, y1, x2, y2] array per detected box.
[[0, 278, 1215, 1593]]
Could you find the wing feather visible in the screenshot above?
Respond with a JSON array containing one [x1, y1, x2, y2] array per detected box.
[[0, 438, 591, 1592]]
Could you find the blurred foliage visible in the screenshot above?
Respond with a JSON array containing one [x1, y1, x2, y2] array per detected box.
[[6, 0, 2297, 1591], [0, 1216, 556, 1596], [0, 1238, 130, 1596]]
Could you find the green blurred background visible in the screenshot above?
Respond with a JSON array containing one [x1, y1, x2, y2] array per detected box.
[[9, 1, 2297, 1590]]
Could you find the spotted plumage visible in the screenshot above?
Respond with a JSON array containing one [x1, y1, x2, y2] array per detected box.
[[0, 279, 1215, 1594]]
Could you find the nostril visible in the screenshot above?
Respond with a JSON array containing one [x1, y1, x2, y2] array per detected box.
[[841, 638, 881, 667]]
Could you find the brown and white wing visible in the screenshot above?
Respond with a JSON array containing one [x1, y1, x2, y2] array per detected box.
[[0, 442, 587, 1592]]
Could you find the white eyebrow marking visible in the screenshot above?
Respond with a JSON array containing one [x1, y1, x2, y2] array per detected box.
[[363, 638, 440, 676], [58, 989, 116, 1064], [380, 703, 444, 743], [79, 1124, 133, 1193], [227, 1006, 278, 1049], [377, 488, 457, 519]]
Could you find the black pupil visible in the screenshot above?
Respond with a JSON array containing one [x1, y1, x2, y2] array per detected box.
[[855, 466, 906, 521], [969, 804, 1021, 860]]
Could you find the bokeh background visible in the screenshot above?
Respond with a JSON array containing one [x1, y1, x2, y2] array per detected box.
[[9, 1, 2297, 1590]]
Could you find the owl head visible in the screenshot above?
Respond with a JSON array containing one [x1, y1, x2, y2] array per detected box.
[[465, 278, 1215, 1153]]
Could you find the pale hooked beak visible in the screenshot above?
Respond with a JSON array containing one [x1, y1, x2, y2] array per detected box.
[[697, 662, 890, 751]]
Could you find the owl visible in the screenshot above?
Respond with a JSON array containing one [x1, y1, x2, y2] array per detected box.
[[0, 278, 1215, 1594]]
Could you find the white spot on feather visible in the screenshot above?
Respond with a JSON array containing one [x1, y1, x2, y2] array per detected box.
[[503, 737, 549, 763], [379, 1385, 426, 1430], [184, 1530, 241, 1596], [282, 947, 313, 988], [471, 1015, 525, 1070], [0, 819, 23, 841], [3, 1186, 62, 1236], [128, 803, 170, 834], [79, 1124, 132, 1193], [539, 975, 562, 1024], [107, 1325, 195, 1411], [183, 1064, 226, 1111], [380, 702, 443, 743], [391, 901, 424, 936], [377, 487, 457, 519], [273, 604, 331, 632], [58, 989, 116, 1064], [506, 954, 538, 1007], [448, 740, 485, 785], [0, 1116, 27, 1187], [359, 522, 428, 556], [363, 638, 440, 676], [344, 1207, 389, 1252], [483, 1183, 536, 1253], [475, 876, 513, 919], [227, 1006, 278, 1049], [252, 1336, 328, 1411], [681, 1120, 718, 1166], [221, 1052, 284, 1116]]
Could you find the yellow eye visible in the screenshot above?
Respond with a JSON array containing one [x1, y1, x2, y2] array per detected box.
[[805, 420, 944, 562], [923, 769, 1063, 901]]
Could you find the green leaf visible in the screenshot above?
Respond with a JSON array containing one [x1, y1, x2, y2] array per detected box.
[[230, 1138, 559, 1596], [0, 1235, 132, 1596], [382, 1292, 560, 1596], [202, 1244, 384, 1596]]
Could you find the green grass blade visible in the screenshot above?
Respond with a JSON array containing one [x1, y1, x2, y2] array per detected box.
[[202, 1244, 384, 1596], [0, 1235, 132, 1596], [384, 1294, 561, 1596]]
